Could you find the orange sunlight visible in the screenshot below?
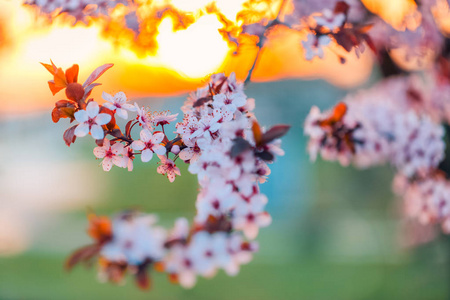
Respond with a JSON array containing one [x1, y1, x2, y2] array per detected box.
[[0, 0, 374, 114]]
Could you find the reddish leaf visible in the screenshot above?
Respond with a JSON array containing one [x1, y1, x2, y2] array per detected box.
[[65, 64, 79, 84], [48, 80, 64, 96], [83, 64, 114, 88], [168, 273, 179, 284], [53, 67, 68, 88], [55, 99, 77, 108], [251, 121, 263, 146], [230, 137, 252, 158], [135, 266, 151, 290], [52, 107, 61, 123], [261, 124, 290, 145], [65, 244, 101, 271], [125, 120, 133, 138], [99, 106, 116, 131], [95, 139, 104, 147], [364, 34, 377, 54], [334, 1, 350, 15], [63, 125, 78, 146], [41, 61, 57, 75], [87, 213, 113, 243], [84, 83, 102, 99], [193, 95, 213, 108], [59, 107, 76, 122], [65, 83, 85, 102], [333, 30, 355, 52], [318, 102, 348, 127], [331, 102, 347, 122]]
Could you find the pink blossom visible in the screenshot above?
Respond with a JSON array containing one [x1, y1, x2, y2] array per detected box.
[[134, 103, 153, 131], [150, 110, 178, 127], [93, 139, 126, 171], [157, 155, 181, 182], [102, 91, 135, 119], [314, 9, 345, 30], [131, 130, 166, 162], [302, 33, 331, 61]]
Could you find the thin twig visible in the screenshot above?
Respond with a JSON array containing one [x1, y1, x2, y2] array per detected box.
[[245, 44, 264, 85], [244, 0, 289, 85]]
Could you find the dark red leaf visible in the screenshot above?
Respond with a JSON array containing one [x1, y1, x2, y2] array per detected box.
[[255, 150, 274, 161], [63, 125, 78, 146], [65, 83, 85, 102], [48, 80, 64, 96], [125, 120, 133, 138], [261, 124, 290, 145], [135, 267, 151, 290], [95, 139, 104, 147], [65, 64, 79, 84], [230, 137, 252, 158], [99, 106, 116, 131], [193, 95, 213, 108], [55, 99, 77, 108], [83, 64, 114, 88], [65, 244, 101, 271], [334, 1, 350, 15], [84, 83, 102, 99], [52, 107, 61, 123]]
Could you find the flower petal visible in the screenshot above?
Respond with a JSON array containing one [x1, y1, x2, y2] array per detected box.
[[74, 123, 89, 137], [113, 156, 126, 168], [167, 172, 175, 182], [90, 124, 104, 140], [122, 103, 136, 111], [96, 113, 112, 126], [131, 140, 145, 151], [115, 108, 128, 120], [102, 91, 114, 103], [151, 132, 165, 144], [86, 101, 100, 118], [152, 144, 166, 156], [74, 110, 88, 123], [140, 129, 152, 142], [93, 146, 106, 158], [141, 149, 153, 162], [114, 92, 127, 104], [111, 143, 124, 154], [179, 148, 193, 160], [102, 102, 115, 110], [102, 158, 113, 171]]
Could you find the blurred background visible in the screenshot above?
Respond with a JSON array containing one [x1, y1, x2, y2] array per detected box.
[[1, 0, 450, 299]]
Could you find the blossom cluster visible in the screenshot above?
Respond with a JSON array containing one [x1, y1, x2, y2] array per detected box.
[[47, 61, 289, 290], [304, 69, 450, 233]]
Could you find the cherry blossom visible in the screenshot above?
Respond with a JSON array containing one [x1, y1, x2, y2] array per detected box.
[[131, 130, 166, 162], [135, 103, 153, 131], [123, 146, 135, 171], [48, 63, 288, 291], [302, 33, 331, 61], [314, 9, 345, 30], [102, 91, 135, 119], [74, 101, 111, 140], [93, 139, 126, 171], [150, 110, 178, 127], [157, 155, 181, 183]]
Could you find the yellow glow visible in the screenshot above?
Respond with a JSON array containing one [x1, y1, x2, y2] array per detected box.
[[0, 0, 375, 114], [21, 26, 109, 66], [432, 0, 450, 35], [361, 0, 418, 30], [155, 15, 230, 78]]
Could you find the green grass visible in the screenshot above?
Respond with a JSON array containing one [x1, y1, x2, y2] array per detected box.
[[0, 253, 447, 300]]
